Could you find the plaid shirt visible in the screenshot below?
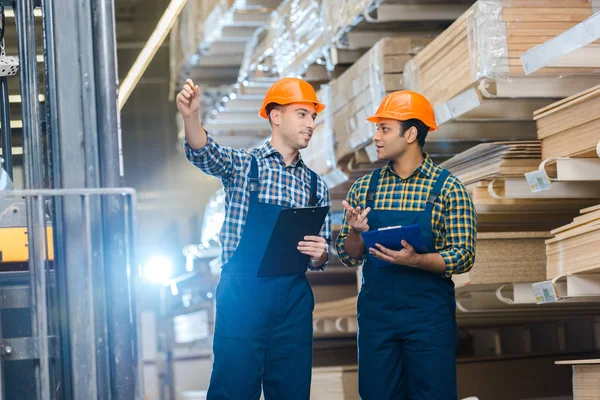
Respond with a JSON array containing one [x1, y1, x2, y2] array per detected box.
[[335, 155, 477, 278], [185, 135, 332, 268]]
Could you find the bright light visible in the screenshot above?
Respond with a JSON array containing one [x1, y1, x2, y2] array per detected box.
[[143, 255, 173, 283]]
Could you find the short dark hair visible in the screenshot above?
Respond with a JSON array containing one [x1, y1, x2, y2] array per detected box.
[[400, 119, 430, 148], [266, 102, 287, 125]]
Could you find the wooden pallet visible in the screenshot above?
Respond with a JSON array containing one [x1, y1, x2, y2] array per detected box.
[[534, 84, 600, 159], [404, 1, 600, 106], [546, 204, 600, 279]]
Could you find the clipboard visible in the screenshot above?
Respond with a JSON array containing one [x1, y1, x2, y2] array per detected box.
[[257, 206, 330, 277], [361, 224, 428, 267]]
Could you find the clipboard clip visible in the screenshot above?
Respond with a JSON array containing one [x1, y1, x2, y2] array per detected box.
[[249, 178, 259, 192], [378, 225, 402, 231]]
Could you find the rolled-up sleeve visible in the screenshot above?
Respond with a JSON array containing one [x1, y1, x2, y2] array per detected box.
[[335, 181, 366, 268], [439, 182, 478, 278], [184, 133, 241, 180]]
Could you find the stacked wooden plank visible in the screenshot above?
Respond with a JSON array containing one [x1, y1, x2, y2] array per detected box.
[[440, 141, 598, 231], [330, 37, 432, 164], [534, 84, 600, 159], [452, 232, 550, 288], [556, 359, 600, 399], [311, 365, 359, 400], [545, 204, 600, 279], [244, 0, 327, 78], [313, 296, 358, 337], [404, 0, 600, 106], [300, 86, 349, 186]]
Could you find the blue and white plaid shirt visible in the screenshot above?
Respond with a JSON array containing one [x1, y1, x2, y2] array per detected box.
[[185, 134, 332, 269]]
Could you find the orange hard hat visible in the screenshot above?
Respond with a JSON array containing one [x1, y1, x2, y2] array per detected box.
[[258, 77, 326, 119], [367, 90, 438, 132]]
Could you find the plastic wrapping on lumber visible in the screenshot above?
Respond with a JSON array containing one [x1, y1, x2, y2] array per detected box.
[[404, 0, 600, 106], [239, 0, 332, 79], [322, 0, 384, 43], [300, 85, 338, 177]]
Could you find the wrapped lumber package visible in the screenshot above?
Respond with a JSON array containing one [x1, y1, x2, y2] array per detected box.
[[453, 232, 550, 287], [556, 359, 600, 400], [300, 86, 349, 188], [534, 84, 600, 159], [242, 0, 330, 80], [440, 141, 599, 231], [545, 204, 600, 279], [311, 365, 359, 400], [331, 37, 431, 164], [404, 0, 600, 107]]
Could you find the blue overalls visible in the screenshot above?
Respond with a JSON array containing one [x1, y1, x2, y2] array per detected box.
[[207, 155, 319, 400], [357, 167, 458, 400]]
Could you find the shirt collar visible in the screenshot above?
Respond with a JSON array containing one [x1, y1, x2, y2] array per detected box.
[[381, 153, 434, 179], [256, 141, 304, 167]]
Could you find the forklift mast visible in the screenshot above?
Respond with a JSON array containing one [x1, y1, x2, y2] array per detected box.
[[0, 1, 142, 399]]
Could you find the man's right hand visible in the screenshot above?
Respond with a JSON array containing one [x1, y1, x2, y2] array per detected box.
[[177, 79, 201, 120], [342, 200, 371, 234]]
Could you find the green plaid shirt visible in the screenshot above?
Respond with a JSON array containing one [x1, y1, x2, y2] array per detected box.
[[335, 155, 477, 278]]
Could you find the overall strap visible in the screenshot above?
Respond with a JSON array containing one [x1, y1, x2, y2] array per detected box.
[[308, 169, 319, 207], [366, 168, 382, 210], [248, 155, 260, 201], [424, 168, 450, 215]]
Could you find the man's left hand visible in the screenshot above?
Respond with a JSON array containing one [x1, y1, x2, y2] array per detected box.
[[298, 235, 328, 266], [369, 240, 420, 267]]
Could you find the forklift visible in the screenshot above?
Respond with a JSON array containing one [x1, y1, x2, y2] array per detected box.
[[0, 0, 142, 399]]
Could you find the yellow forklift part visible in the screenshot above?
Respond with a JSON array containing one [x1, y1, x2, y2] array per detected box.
[[0, 227, 55, 262]]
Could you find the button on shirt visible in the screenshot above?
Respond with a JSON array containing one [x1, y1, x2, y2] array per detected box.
[[335, 155, 477, 278], [185, 135, 332, 268]]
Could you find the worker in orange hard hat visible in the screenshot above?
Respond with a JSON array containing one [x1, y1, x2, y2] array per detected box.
[[178, 77, 331, 399], [335, 90, 477, 400]]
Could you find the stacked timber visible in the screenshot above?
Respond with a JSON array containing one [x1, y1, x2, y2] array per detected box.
[[243, 0, 327, 79], [556, 359, 600, 399], [330, 37, 431, 164], [440, 141, 598, 231], [545, 204, 600, 279], [452, 232, 550, 287], [534, 83, 600, 159], [404, 0, 600, 107], [313, 296, 358, 338], [300, 86, 348, 187], [311, 365, 359, 400]]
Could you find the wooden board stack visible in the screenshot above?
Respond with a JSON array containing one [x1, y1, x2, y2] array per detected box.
[[404, 0, 600, 106], [331, 37, 432, 164], [246, 0, 327, 78], [545, 204, 600, 279], [534, 83, 600, 159], [556, 359, 600, 399], [313, 296, 358, 338], [440, 141, 597, 231], [453, 232, 550, 287], [311, 365, 359, 400]]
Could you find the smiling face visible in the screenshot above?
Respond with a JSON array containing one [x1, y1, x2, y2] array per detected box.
[[371, 118, 407, 161], [270, 102, 317, 150]]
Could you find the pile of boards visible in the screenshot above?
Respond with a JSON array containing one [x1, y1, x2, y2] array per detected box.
[[534, 83, 600, 159], [311, 365, 359, 400], [331, 37, 431, 164], [452, 232, 550, 288], [440, 141, 596, 231], [404, 0, 600, 106], [556, 359, 600, 399], [545, 204, 600, 279]]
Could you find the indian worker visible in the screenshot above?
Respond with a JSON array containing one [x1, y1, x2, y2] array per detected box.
[[334, 90, 477, 400], [179, 77, 332, 400]]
